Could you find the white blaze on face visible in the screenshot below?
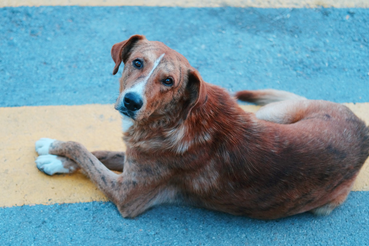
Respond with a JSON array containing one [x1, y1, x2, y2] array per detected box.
[[125, 53, 165, 99], [120, 53, 165, 132]]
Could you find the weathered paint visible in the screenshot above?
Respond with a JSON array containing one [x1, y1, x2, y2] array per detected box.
[[1, 103, 368, 207]]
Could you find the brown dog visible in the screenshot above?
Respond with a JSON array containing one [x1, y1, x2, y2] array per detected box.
[[35, 35, 369, 219]]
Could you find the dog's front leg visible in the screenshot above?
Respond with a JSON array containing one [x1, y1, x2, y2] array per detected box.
[[35, 138, 122, 203], [91, 151, 125, 172], [35, 139, 125, 175], [35, 138, 169, 217]]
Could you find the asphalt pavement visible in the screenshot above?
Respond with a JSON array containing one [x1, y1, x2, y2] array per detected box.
[[1, 1, 369, 245]]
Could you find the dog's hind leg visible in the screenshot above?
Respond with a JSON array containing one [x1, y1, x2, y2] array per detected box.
[[310, 175, 356, 216], [310, 200, 343, 216], [235, 89, 306, 106]]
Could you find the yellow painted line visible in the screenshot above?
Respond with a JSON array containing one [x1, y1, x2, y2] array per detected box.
[[0, 103, 368, 208], [0, 105, 122, 207], [1, 0, 369, 8]]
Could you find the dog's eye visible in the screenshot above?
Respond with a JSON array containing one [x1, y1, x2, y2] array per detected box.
[[133, 59, 143, 69], [162, 77, 174, 87]]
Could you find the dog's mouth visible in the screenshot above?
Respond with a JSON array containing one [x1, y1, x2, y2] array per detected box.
[[115, 105, 136, 120], [122, 110, 136, 120]]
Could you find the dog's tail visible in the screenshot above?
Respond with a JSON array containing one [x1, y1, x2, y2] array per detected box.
[[234, 89, 306, 106]]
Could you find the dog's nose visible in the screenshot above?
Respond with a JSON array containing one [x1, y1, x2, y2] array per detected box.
[[123, 92, 143, 111]]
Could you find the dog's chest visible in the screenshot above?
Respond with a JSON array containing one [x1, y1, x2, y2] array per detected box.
[[121, 115, 134, 132]]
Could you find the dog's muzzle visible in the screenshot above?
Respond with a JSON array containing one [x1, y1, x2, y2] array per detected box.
[[116, 92, 143, 119], [124, 92, 143, 111]]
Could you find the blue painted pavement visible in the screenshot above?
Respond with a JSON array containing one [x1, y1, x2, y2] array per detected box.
[[1, 7, 368, 107], [1, 5, 369, 245], [1, 192, 369, 245]]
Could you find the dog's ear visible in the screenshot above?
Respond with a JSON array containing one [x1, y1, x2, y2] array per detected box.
[[183, 69, 208, 120], [111, 34, 146, 75]]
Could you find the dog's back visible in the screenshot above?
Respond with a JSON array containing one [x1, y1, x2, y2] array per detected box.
[[222, 89, 369, 218]]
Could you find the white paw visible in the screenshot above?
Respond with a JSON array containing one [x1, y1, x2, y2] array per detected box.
[[35, 155, 70, 175], [35, 138, 56, 155]]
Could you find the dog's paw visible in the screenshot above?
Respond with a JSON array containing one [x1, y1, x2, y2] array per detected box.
[[35, 138, 56, 155], [35, 155, 72, 175]]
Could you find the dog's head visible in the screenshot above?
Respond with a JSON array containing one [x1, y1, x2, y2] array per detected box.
[[111, 35, 207, 126]]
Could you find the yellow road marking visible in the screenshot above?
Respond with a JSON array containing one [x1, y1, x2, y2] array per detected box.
[[1, 0, 369, 8], [1, 103, 368, 207]]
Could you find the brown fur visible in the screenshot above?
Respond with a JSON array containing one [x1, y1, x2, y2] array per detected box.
[[36, 35, 369, 219]]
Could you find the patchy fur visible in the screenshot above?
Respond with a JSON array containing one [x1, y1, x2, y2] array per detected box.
[[35, 35, 369, 219]]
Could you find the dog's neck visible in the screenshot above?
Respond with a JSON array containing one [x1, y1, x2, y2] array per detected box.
[[123, 83, 254, 155]]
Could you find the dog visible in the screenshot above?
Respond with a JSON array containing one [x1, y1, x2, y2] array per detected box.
[[35, 35, 369, 219]]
